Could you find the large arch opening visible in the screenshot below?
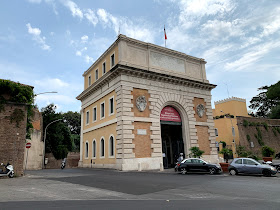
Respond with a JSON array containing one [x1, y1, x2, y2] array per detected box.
[[160, 106, 184, 168]]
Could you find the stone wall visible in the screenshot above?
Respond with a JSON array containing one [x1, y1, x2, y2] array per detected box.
[[45, 152, 80, 169], [23, 109, 43, 170], [237, 116, 280, 156], [0, 103, 27, 176]]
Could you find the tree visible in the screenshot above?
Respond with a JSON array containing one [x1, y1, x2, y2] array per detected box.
[[249, 81, 280, 118], [219, 148, 233, 163], [41, 104, 74, 159], [267, 81, 280, 119], [189, 146, 204, 158]]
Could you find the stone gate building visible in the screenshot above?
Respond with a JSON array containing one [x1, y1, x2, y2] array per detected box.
[[76, 34, 218, 171]]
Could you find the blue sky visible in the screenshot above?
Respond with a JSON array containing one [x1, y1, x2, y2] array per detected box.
[[1, 0, 280, 113]]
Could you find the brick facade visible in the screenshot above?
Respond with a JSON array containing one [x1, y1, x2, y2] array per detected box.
[[0, 103, 27, 176], [237, 116, 280, 156]]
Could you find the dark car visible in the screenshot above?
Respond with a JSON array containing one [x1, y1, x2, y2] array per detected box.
[[176, 158, 222, 175], [228, 158, 277, 177]]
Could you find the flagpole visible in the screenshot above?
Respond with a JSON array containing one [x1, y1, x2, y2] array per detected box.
[[164, 25, 167, 48]]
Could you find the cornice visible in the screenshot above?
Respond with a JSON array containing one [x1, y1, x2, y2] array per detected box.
[[82, 34, 207, 77], [77, 64, 216, 101]]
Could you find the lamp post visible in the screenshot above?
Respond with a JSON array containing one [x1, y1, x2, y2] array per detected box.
[[35, 91, 58, 96], [42, 118, 63, 169], [221, 110, 237, 157]]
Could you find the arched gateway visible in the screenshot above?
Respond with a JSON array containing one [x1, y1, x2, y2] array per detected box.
[[77, 34, 218, 171], [160, 106, 184, 168]]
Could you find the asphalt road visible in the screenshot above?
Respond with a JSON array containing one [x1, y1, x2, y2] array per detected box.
[[0, 168, 279, 210]]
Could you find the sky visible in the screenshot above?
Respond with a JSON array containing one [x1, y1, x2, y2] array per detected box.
[[1, 0, 280, 113]]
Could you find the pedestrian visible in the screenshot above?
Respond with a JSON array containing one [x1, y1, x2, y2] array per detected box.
[[177, 153, 184, 163]]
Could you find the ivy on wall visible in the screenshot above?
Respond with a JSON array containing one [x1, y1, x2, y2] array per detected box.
[[0, 79, 35, 139]]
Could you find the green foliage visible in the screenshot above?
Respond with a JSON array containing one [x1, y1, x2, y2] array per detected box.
[[219, 148, 233, 163], [272, 127, 278, 136], [262, 145, 275, 157], [269, 105, 280, 119], [262, 122, 268, 131], [63, 111, 81, 135], [8, 108, 25, 127], [255, 127, 264, 146], [243, 120, 248, 127], [214, 114, 235, 120], [219, 141, 226, 148], [189, 146, 204, 158], [248, 154, 260, 161], [237, 146, 252, 157], [53, 145, 69, 160], [42, 104, 80, 159], [0, 80, 35, 138], [249, 81, 280, 118], [246, 134, 251, 142]]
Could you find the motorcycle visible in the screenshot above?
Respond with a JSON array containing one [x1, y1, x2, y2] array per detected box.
[[0, 163, 14, 178], [264, 161, 280, 173], [61, 158, 66, 169]]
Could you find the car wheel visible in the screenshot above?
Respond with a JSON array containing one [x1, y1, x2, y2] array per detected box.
[[229, 169, 237, 176], [263, 170, 271, 177], [181, 168, 187, 175], [209, 168, 216, 175]]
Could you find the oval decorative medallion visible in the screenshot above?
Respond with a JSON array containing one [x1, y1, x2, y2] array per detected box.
[[196, 104, 205, 118], [136, 95, 147, 112]]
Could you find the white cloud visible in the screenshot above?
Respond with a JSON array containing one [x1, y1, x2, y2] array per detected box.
[[85, 55, 94, 63], [225, 41, 280, 71], [26, 23, 50, 51], [76, 51, 82, 56], [177, 0, 236, 28], [85, 9, 98, 26], [81, 35, 88, 43], [62, 0, 83, 19], [201, 19, 244, 40], [97, 9, 109, 23]]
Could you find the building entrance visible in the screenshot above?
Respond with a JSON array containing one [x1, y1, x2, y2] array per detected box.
[[160, 106, 184, 169]]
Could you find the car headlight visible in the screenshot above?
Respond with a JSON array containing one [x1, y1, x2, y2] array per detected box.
[[271, 167, 276, 171], [215, 164, 221, 168]]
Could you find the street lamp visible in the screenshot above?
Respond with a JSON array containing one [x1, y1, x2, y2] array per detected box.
[[35, 91, 58, 96], [42, 118, 63, 169], [221, 110, 237, 157]]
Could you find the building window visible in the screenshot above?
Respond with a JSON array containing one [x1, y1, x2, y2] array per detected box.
[[215, 128, 218, 137], [88, 75, 91, 87], [92, 140, 96, 158], [93, 106, 97, 122], [86, 111, 89, 125], [85, 141, 89, 158], [100, 102, 105, 119], [100, 138, 105, 158], [109, 135, 114, 157], [95, 69, 98, 81], [232, 127, 235, 137], [110, 53, 115, 67], [102, 61, 106, 75], [109, 96, 114, 115]]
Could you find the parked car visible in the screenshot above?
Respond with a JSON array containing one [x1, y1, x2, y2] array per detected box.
[[176, 158, 222, 175], [228, 158, 277, 177]]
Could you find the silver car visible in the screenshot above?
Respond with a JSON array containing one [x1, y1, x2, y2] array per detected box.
[[228, 158, 277, 177]]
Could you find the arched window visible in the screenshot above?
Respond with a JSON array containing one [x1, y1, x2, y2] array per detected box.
[[85, 141, 89, 158], [100, 138, 105, 157], [109, 135, 114, 157], [92, 140, 96, 158]]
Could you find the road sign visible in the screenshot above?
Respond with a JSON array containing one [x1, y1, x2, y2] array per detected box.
[[26, 142, 31, 149]]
